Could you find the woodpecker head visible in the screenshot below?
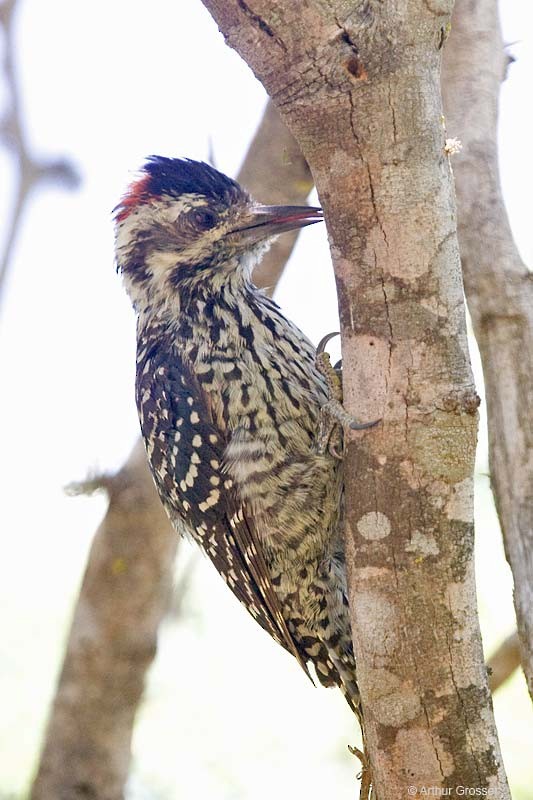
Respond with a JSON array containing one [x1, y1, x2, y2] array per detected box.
[[114, 156, 322, 311]]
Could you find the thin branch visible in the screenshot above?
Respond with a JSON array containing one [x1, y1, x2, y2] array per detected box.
[[0, 0, 79, 303]]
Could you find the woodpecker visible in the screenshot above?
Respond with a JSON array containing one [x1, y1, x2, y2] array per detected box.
[[114, 156, 363, 717]]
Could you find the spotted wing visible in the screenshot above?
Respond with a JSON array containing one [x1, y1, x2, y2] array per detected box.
[[136, 342, 310, 676]]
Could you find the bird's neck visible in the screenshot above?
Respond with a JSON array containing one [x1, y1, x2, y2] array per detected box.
[[137, 258, 273, 356]]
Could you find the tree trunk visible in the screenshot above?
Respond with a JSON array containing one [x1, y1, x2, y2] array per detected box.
[[200, 2, 510, 797], [442, 0, 533, 701]]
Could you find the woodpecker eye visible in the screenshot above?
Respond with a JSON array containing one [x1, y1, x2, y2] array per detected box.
[[192, 209, 217, 230]]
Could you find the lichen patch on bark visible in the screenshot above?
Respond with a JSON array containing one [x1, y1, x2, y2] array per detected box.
[[445, 478, 474, 522], [405, 530, 440, 556], [351, 591, 400, 658], [365, 668, 422, 726], [409, 415, 477, 483], [357, 511, 392, 540]]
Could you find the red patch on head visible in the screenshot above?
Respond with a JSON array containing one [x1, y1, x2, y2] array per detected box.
[[115, 174, 155, 222]]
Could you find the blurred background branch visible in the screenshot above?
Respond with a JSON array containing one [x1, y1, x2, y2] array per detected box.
[[30, 442, 178, 800], [442, 0, 533, 700], [238, 100, 313, 293], [0, 0, 79, 305]]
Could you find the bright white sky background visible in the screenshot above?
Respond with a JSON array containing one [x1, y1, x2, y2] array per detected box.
[[0, 2, 532, 798]]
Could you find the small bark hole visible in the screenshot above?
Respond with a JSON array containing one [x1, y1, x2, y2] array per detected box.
[[344, 55, 367, 80]]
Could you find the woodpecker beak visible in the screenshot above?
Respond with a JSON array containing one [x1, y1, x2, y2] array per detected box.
[[230, 204, 323, 245]]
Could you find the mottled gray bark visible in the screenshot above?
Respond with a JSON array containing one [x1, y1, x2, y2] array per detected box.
[[442, 0, 533, 701], [199, 2, 510, 797]]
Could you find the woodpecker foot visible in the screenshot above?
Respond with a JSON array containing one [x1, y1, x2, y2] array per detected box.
[[315, 332, 380, 458], [348, 743, 373, 800]]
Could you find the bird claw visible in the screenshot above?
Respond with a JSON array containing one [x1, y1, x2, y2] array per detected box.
[[317, 331, 341, 356], [350, 416, 382, 431], [315, 332, 380, 458]]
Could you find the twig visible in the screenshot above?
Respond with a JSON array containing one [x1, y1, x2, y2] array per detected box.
[[0, 0, 79, 304]]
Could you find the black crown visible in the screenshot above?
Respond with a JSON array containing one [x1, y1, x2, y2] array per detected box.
[[143, 156, 244, 204]]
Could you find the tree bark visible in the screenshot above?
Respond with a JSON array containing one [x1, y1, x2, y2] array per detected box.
[[29, 102, 313, 800], [441, 0, 533, 701], [200, 2, 510, 797]]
